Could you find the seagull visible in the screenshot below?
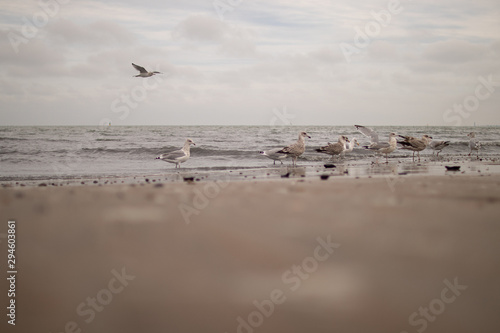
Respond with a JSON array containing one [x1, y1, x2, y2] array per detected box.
[[398, 134, 433, 162], [467, 132, 480, 158], [132, 63, 162, 77], [259, 148, 288, 165], [316, 135, 349, 160], [277, 131, 311, 167], [355, 125, 397, 163], [343, 137, 359, 156], [156, 139, 195, 168], [429, 140, 450, 157]]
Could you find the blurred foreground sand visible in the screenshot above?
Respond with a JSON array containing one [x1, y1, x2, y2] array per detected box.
[[1, 175, 500, 333]]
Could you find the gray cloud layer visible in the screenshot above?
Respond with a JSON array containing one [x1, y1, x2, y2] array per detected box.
[[0, 0, 499, 126]]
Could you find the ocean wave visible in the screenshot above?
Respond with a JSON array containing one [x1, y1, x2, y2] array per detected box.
[[0, 137, 28, 141], [78, 146, 257, 157], [95, 138, 124, 142]]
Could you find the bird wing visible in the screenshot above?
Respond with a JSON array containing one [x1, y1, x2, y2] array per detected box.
[[266, 148, 286, 155], [367, 142, 390, 150], [355, 125, 379, 143], [330, 142, 344, 154], [262, 148, 286, 158], [399, 137, 427, 150], [278, 144, 293, 154], [132, 63, 147, 74], [430, 141, 449, 149], [264, 149, 288, 160], [161, 149, 186, 160], [317, 142, 343, 154]]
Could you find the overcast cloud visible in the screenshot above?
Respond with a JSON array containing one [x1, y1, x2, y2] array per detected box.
[[0, 0, 499, 126]]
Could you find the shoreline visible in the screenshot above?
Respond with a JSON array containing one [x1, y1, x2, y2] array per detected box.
[[2, 157, 500, 188]]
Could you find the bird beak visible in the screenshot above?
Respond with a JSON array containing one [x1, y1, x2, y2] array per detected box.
[[308, 135, 311, 139], [356, 142, 360, 146]]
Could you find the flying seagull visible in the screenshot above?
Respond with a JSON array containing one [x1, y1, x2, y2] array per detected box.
[[132, 63, 162, 77], [156, 139, 195, 168]]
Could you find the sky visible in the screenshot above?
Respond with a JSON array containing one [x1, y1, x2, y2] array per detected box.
[[0, 0, 499, 126]]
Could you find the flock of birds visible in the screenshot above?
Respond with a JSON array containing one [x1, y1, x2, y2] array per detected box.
[[155, 125, 482, 168], [133, 63, 482, 169]]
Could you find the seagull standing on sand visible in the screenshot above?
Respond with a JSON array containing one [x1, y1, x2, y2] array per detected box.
[[277, 131, 311, 167], [429, 140, 450, 157], [132, 63, 162, 77], [467, 132, 480, 158], [316, 135, 349, 160], [355, 125, 397, 163], [259, 148, 288, 165], [156, 139, 195, 168], [398, 134, 433, 162]]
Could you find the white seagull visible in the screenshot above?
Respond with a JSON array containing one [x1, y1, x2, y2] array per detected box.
[[355, 125, 397, 163], [277, 131, 311, 167], [259, 148, 288, 165], [132, 63, 162, 77], [467, 132, 480, 158], [343, 137, 359, 156], [156, 139, 195, 168]]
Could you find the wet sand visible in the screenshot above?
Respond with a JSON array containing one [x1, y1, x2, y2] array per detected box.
[[1, 174, 500, 333]]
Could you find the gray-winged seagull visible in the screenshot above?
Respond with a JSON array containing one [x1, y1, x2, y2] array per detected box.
[[429, 140, 450, 157], [259, 148, 288, 165], [355, 125, 398, 163], [156, 139, 195, 168], [132, 63, 162, 77]]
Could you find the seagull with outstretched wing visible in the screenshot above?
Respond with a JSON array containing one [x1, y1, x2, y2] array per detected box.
[[132, 63, 162, 77]]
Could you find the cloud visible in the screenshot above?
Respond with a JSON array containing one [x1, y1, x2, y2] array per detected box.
[[423, 39, 487, 64], [172, 15, 227, 42], [172, 14, 257, 57], [0, 0, 499, 126], [47, 19, 137, 46]]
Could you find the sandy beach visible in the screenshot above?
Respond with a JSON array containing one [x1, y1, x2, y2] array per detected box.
[[1, 173, 500, 333]]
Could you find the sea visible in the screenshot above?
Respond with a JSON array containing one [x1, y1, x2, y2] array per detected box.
[[1, 125, 500, 185]]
